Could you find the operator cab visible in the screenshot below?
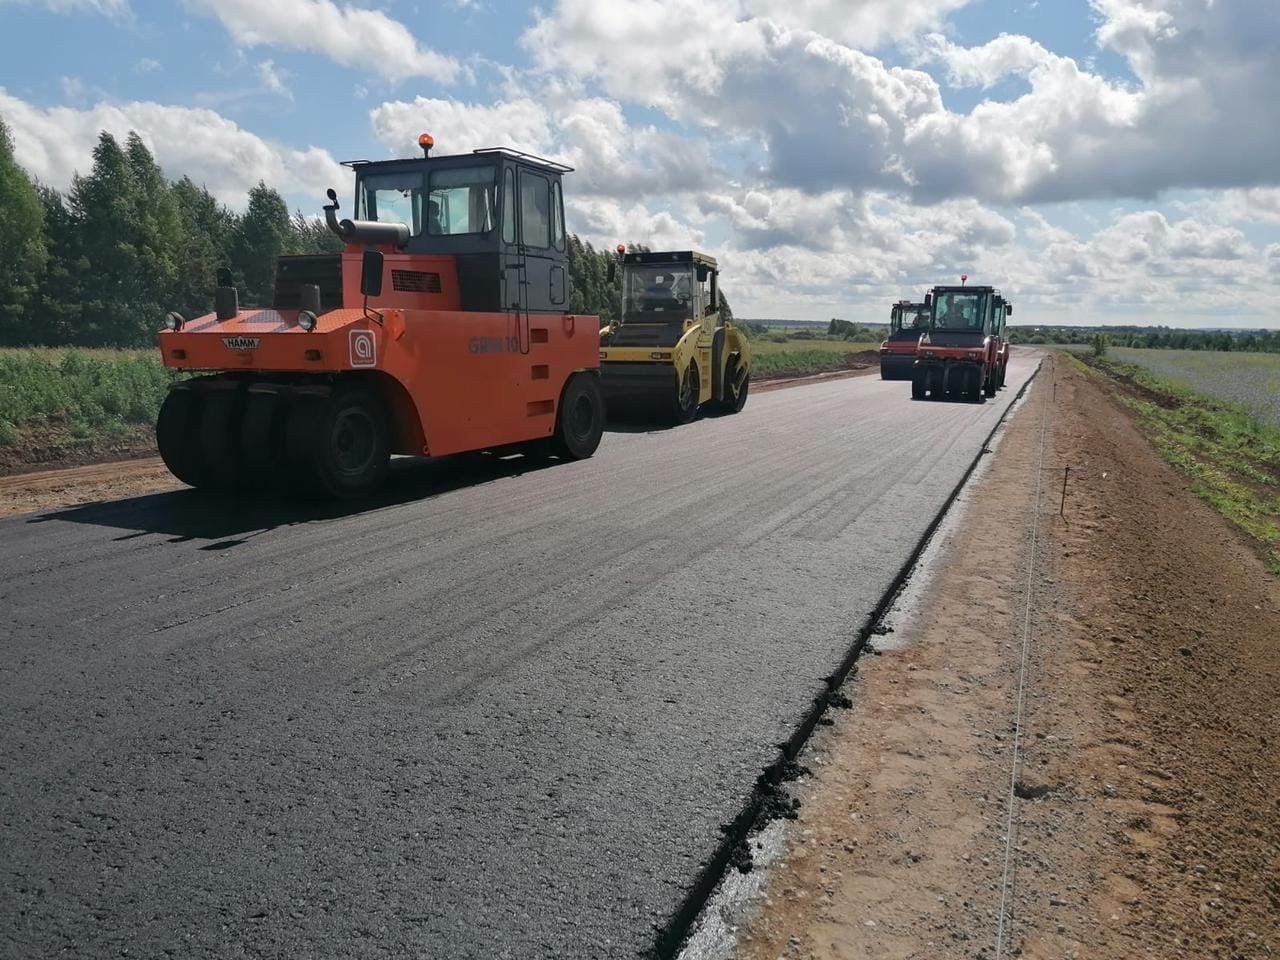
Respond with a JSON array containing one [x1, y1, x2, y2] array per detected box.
[[343, 142, 572, 314], [888, 301, 928, 341], [925, 285, 996, 346], [611, 251, 719, 348]]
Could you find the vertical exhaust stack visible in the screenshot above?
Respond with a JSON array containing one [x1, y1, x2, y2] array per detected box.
[[214, 266, 239, 321]]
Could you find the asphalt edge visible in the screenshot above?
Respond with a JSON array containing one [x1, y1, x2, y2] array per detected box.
[[654, 358, 1045, 959]]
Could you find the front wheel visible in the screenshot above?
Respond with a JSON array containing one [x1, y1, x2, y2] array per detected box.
[[552, 373, 605, 460], [716, 357, 749, 415], [671, 362, 700, 425], [156, 389, 207, 488]]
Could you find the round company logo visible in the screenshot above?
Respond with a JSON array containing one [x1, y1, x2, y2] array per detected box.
[[348, 329, 377, 368]]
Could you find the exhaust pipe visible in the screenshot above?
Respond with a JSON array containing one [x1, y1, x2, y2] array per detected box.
[[324, 188, 409, 248]]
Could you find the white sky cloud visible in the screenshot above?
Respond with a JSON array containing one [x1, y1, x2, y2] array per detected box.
[[185, 0, 462, 83], [0, 89, 342, 208]]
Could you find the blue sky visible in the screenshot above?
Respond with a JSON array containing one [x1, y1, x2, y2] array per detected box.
[[1, 0, 1278, 326]]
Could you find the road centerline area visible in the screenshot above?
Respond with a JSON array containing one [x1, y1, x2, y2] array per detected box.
[[1, 360, 1037, 959]]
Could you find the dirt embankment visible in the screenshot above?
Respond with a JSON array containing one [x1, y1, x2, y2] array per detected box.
[[734, 354, 1280, 959]]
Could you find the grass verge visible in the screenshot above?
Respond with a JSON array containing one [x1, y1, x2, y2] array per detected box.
[[751, 340, 880, 379], [1068, 351, 1280, 572], [0, 348, 183, 471]]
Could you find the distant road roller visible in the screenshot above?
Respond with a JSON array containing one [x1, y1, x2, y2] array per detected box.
[[912, 278, 1003, 402], [879, 300, 928, 380], [598, 250, 751, 423], [155, 136, 604, 497]]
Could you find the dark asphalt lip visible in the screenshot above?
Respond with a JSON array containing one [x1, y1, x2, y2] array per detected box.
[[655, 360, 1043, 959]]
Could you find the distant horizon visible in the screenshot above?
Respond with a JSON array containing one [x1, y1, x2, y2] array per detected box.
[[740, 318, 1280, 334]]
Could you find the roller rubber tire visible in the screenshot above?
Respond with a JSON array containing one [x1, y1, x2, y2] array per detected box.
[[156, 389, 207, 488], [552, 372, 605, 460], [309, 385, 391, 499], [240, 392, 290, 492], [911, 369, 925, 400], [198, 388, 246, 492], [984, 368, 997, 398]]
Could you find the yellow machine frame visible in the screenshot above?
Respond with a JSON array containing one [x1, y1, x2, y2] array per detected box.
[[599, 250, 751, 423]]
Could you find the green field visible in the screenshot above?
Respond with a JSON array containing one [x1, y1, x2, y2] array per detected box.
[[750, 338, 880, 378], [1109, 347, 1280, 430], [0, 348, 179, 464], [1073, 352, 1280, 572]]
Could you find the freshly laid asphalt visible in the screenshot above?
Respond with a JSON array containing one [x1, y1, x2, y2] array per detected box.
[[1, 358, 1037, 959]]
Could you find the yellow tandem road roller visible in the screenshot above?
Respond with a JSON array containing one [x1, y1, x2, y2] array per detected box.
[[599, 250, 751, 423]]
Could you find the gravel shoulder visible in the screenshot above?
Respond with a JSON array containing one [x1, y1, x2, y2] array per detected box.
[[732, 353, 1280, 959]]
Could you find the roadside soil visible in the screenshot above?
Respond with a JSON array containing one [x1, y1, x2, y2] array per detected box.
[[0, 364, 884, 519], [733, 353, 1280, 959], [0, 456, 178, 518]]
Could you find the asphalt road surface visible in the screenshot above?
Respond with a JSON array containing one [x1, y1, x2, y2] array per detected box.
[[1, 357, 1037, 959]]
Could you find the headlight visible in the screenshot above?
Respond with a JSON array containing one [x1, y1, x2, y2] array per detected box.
[[162, 312, 185, 332], [967, 351, 981, 360], [298, 310, 318, 333]]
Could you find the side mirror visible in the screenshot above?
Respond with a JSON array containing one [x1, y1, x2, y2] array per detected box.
[[361, 249, 384, 297], [607, 261, 616, 282], [696, 264, 709, 283], [924, 293, 933, 308], [1006, 304, 1013, 316]]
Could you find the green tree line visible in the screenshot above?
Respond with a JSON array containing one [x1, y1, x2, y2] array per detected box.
[[0, 117, 345, 347], [1009, 324, 1280, 353], [1, 116, 731, 347]]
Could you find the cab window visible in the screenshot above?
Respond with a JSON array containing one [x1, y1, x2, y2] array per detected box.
[[520, 170, 551, 249], [501, 168, 516, 244], [551, 179, 565, 251], [357, 171, 424, 234], [427, 165, 497, 236]]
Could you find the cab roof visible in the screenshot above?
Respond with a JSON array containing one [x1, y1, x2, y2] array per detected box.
[[341, 147, 573, 176], [623, 250, 718, 269], [932, 284, 996, 294]]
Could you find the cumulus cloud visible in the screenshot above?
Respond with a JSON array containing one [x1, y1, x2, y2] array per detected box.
[[0, 89, 341, 207], [186, 0, 462, 83], [368, 93, 720, 200], [522, 0, 1280, 206]]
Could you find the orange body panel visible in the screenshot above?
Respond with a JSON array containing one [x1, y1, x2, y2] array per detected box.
[[158, 248, 600, 457]]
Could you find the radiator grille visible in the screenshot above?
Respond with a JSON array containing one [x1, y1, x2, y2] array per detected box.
[[392, 270, 443, 293]]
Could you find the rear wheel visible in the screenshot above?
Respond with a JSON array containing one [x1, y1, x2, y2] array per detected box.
[[911, 368, 925, 400], [984, 366, 997, 398], [671, 362, 700, 424], [286, 386, 389, 499], [314, 385, 390, 498], [156, 389, 207, 488], [552, 372, 605, 460]]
